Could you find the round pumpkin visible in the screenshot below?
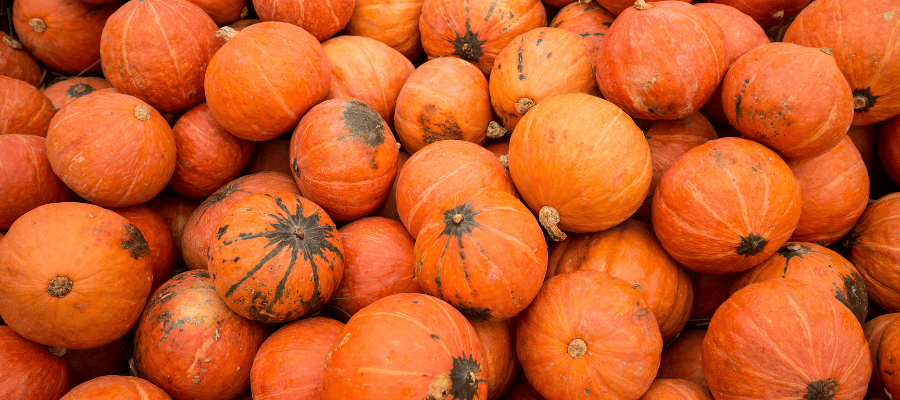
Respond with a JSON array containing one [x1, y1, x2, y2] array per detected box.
[[394, 56, 492, 153], [133, 270, 268, 400], [549, 1, 615, 52], [343, 0, 424, 60], [0, 32, 43, 87], [656, 329, 708, 390], [703, 279, 870, 398], [108, 204, 176, 294], [0, 325, 71, 399], [61, 376, 171, 400], [489, 27, 598, 132], [0, 134, 74, 231], [42, 77, 113, 110], [638, 379, 712, 400], [866, 313, 898, 398], [707, 0, 811, 29], [651, 137, 802, 274], [145, 194, 201, 268], [241, 138, 292, 176], [205, 22, 331, 141], [508, 92, 652, 241], [845, 192, 900, 312], [322, 293, 488, 400], [596, 0, 728, 121], [880, 114, 900, 185], [254, 0, 353, 41], [289, 98, 398, 221], [419, 0, 547, 75], [328, 216, 419, 321], [0, 75, 55, 137], [46, 91, 177, 207], [0, 202, 153, 349], [415, 187, 548, 322], [517, 270, 663, 399], [472, 318, 521, 400], [251, 317, 345, 400], [63, 336, 129, 387]]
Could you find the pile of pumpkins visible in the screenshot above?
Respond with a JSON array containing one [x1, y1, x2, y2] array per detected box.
[[2, 0, 900, 398]]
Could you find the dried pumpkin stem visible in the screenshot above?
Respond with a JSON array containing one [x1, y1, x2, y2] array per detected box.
[[498, 155, 509, 169], [47, 277, 73, 298], [134, 105, 151, 121], [240, 6, 250, 18], [296, 229, 305, 240], [819, 47, 833, 56], [786, 243, 803, 252], [2, 36, 23, 50], [47, 347, 67, 357], [853, 95, 869, 110], [216, 26, 239, 42], [634, 0, 652, 10], [539, 206, 567, 242], [29, 18, 46, 34], [568, 338, 587, 358], [771, 10, 785, 20], [515, 98, 536, 115], [129, 358, 140, 378], [452, 214, 464, 224], [485, 121, 508, 139]]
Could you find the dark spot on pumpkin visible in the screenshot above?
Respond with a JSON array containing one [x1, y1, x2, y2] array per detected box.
[[338, 100, 386, 148], [199, 178, 243, 212], [776, 243, 811, 276], [419, 104, 463, 145], [886, 369, 894, 375], [517, 47, 525, 81], [66, 83, 95, 98], [803, 379, 839, 400], [852, 87, 878, 112], [633, 306, 652, 320], [122, 224, 151, 260], [456, 304, 493, 322], [734, 94, 743, 118], [602, 21, 612, 27], [450, 17, 486, 63], [412, 300, 418, 304], [431, 334, 440, 340], [215, 224, 229, 240], [834, 269, 868, 325], [447, 353, 487, 400], [585, 388, 590, 395], [735, 233, 768, 257]]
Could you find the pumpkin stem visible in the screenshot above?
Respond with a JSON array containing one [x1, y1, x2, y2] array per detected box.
[[47, 346, 67, 357], [452, 213, 464, 224], [2, 36, 23, 50], [498, 155, 509, 169], [73, 83, 89, 94], [29, 18, 46, 34], [134, 105, 151, 121], [515, 98, 536, 115], [805, 379, 839, 400], [634, 0, 652, 10], [567, 338, 587, 358], [426, 374, 452, 400], [853, 95, 869, 110], [129, 358, 140, 378], [785, 243, 803, 252], [296, 229, 305, 240], [539, 206, 567, 242], [485, 121, 508, 139], [819, 47, 833, 56], [240, 6, 250, 18], [771, 9, 785, 20], [47, 277, 73, 298], [216, 26, 239, 42]]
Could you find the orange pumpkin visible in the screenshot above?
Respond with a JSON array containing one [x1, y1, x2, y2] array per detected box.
[[0, 75, 55, 137], [879, 316, 900, 397], [508, 93, 651, 241], [145, 194, 201, 268], [472, 318, 520, 400], [549, 1, 615, 51], [848, 124, 877, 173], [369, 150, 411, 222], [845, 193, 900, 312], [108, 204, 176, 294], [638, 379, 713, 400], [60, 376, 171, 400], [707, 0, 811, 29], [656, 329, 708, 390], [865, 313, 898, 398], [880, 114, 900, 185], [42, 77, 113, 110], [184, 0, 247, 25], [343, 0, 424, 60], [0, 134, 74, 231], [254, 0, 354, 41], [0, 325, 71, 400], [0, 32, 43, 87]]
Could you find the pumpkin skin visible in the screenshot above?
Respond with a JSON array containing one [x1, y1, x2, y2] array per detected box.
[[185, 0, 247, 25], [783, 0, 900, 126], [549, 1, 615, 51], [786, 135, 870, 245], [63, 336, 129, 387], [61, 376, 172, 400], [419, 0, 548, 76], [145, 194, 202, 268], [108, 204, 176, 294], [133, 270, 268, 400], [46, 91, 177, 207], [205, 22, 331, 142], [100, 0, 217, 113], [848, 125, 879, 173], [865, 313, 898, 398], [472, 318, 520, 400], [489, 27, 598, 132], [546, 219, 694, 342], [708, 0, 811, 29], [687, 271, 732, 321], [656, 329, 708, 390], [703, 279, 870, 399], [181, 171, 300, 270], [396, 139, 515, 238], [517, 270, 663, 400], [845, 193, 900, 312], [322, 293, 488, 400], [596, 0, 728, 121], [322, 35, 414, 128], [651, 137, 802, 274], [878, 317, 900, 397], [0, 134, 74, 231], [251, 317, 344, 400], [42, 77, 113, 110], [394, 57, 492, 154], [344, 0, 424, 60], [508, 93, 652, 240], [327, 216, 419, 322], [415, 187, 548, 322], [241, 138, 292, 176], [254, 0, 354, 41], [370, 150, 411, 222], [881, 114, 900, 185], [0, 32, 43, 87], [0, 202, 153, 349], [12, 0, 119, 74], [638, 379, 713, 400], [722, 43, 853, 160], [168, 102, 256, 200], [0, 325, 72, 400], [289, 98, 399, 222], [0, 75, 55, 137]]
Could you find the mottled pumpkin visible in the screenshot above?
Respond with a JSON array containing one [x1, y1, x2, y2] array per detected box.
[[865, 313, 898, 398], [108, 204, 176, 294]]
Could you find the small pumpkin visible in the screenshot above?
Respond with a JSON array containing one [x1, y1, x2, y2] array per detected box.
[[0, 75, 55, 137], [369, 150, 411, 222], [0, 32, 43, 87], [0, 325, 71, 400], [60, 376, 171, 400], [0, 134, 74, 231], [254, 0, 354, 41], [687, 270, 733, 321], [185, 0, 247, 25], [343, 0, 424, 60], [472, 318, 521, 400], [865, 313, 898, 398], [42, 77, 113, 110], [656, 329, 708, 390], [845, 192, 900, 312], [549, 1, 615, 51]]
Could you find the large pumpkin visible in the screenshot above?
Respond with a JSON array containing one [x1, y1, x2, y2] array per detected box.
[[707, 0, 810, 29], [508, 93, 652, 241], [322, 293, 488, 400], [415, 187, 548, 322], [343, 0, 424, 60], [0, 32, 43, 87], [845, 192, 900, 312], [703, 279, 870, 398], [0, 75, 55, 137], [0, 202, 153, 349], [0, 325, 71, 399], [651, 137, 802, 274], [253, 0, 354, 41], [60, 376, 171, 400], [0, 134, 74, 231]]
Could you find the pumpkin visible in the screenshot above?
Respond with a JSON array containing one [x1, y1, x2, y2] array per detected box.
[[42, 77, 113, 110], [396, 139, 514, 238], [638, 379, 713, 400], [0, 325, 71, 399], [546, 219, 694, 342], [322, 293, 487, 400], [344, 0, 424, 60], [651, 137, 802, 274], [703, 279, 870, 398], [415, 187, 548, 322], [181, 171, 300, 270], [63, 336, 129, 387], [289, 98, 398, 221], [168, 102, 256, 200], [0, 75, 55, 137], [322, 35, 414, 128], [845, 193, 900, 312], [848, 124, 877, 173], [254, 0, 354, 41], [472, 318, 521, 400], [370, 150, 411, 222], [419, 0, 547, 75], [783, 0, 900, 126], [108, 204, 176, 294], [241, 138, 292, 176], [865, 313, 898, 398], [596, 0, 728, 121], [215, 18, 260, 48], [517, 270, 662, 399], [656, 329, 708, 390], [208, 192, 344, 322], [786, 135, 870, 245], [205, 22, 331, 141], [12, 0, 119, 74], [881, 114, 900, 185], [0, 134, 74, 231], [0, 32, 43, 87], [251, 317, 344, 400], [328, 216, 419, 322], [548, 1, 615, 51], [881, 318, 900, 398], [46, 91, 177, 207], [708, 0, 811, 28], [489, 27, 598, 132], [185, 0, 247, 25], [133, 270, 268, 400], [393, 57, 491, 154], [508, 93, 652, 241], [686, 271, 732, 321], [145, 194, 202, 268], [61, 376, 171, 400], [0, 202, 153, 349]]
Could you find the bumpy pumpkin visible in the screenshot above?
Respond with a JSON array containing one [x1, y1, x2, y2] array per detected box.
[[0, 325, 71, 400], [0, 32, 43, 87], [845, 193, 900, 312], [60, 376, 172, 400], [549, 1, 615, 51], [343, 0, 424, 60], [42, 77, 113, 110], [0, 75, 55, 137], [0, 134, 74, 230], [253, 0, 354, 41]]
